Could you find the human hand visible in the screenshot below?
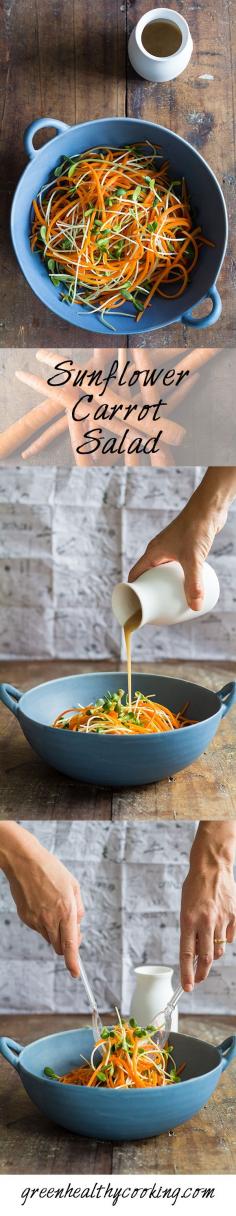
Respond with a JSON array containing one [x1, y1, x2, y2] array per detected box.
[[128, 483, 227, 611], [180, 823, 236, 991], [0, 823, 84, 978]]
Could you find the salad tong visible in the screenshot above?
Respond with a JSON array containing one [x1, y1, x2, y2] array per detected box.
[[79, 955, 197, 1052], [153, 959, 197, 1049], [79, 954, 103, 1041]]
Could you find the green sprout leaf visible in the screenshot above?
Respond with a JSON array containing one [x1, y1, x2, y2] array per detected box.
[[145, 177, 155, 190], [68, 162, 80, 179], [44, 1066, 60, 1080], [132, 186, 141, 202]]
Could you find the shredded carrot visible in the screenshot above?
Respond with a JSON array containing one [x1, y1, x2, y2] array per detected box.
[[44, 1013, 183, 1089], [52, 688, 195, 736], [30, 142, 213, 329]]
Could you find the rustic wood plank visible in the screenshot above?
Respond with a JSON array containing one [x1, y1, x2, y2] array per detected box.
[[0, 660, 114, 820], [112, 737, 236, 822], [0, 1014, 112, 1174], [0, 761, 112, 820], [112, 661, 236, 820], [0, 0, 126, 348], [0, 1014, 235, 1174], [1, 660, 235, 820], [127, 0, 236, 349], [1, 0, 235, 348], [113, 1015, 236, 1175]]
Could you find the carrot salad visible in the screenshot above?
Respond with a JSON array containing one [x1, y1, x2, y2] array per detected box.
[[30, 143, 212, 328], [44, 1014, 183, 1089], [52, 688, 194, 736]]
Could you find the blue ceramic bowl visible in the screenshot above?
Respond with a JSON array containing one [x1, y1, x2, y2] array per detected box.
[[0, 672, 235, 787], [11, 116, 227, 335], [0, 1028, 235, 1140]]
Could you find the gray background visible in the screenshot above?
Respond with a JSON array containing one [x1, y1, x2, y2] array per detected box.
[[0, 465, 236, 660], [0, 822, 235, 1016]]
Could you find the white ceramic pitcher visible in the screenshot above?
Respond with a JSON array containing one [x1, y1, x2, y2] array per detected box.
[[112, 560, 220, 629], [130, 965, 178, 1032], [128, 8, 193, 84]]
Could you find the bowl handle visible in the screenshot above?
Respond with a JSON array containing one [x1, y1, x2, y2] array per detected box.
[[0, 1037, 22, 1070], [181, 285, 222, 329], [0, 682, 22, 716], [24, 118, 69, 160], [217, 681, 236, 718], [218, 1035, 236, 1072]]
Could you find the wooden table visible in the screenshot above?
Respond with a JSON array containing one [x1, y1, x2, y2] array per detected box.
[[1, 659, 235, 820], [1, 0, 235, 348], [0, 1013, 235, 1175]]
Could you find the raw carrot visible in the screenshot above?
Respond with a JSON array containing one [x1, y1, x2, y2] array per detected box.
[[44, 1012, 183, 1089], [52, 689, 195, 735], [30, 143, 212, 328], [0, 396, 64, 460], [21, 414, 68, 459]]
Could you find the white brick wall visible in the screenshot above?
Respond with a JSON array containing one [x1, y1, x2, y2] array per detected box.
[[0, 466, 236, 659], [0, 821, 235, 1015]]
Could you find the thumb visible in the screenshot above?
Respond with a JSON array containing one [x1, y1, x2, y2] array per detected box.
[[183, 555, 205, 611], [129, 541, 167, 583]]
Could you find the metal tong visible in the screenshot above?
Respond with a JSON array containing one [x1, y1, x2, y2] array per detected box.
[[79, 954, 103, 1042], [153, 959, 198, 1049]]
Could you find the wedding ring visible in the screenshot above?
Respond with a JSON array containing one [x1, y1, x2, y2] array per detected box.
[[214, 938, 226, 945]]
